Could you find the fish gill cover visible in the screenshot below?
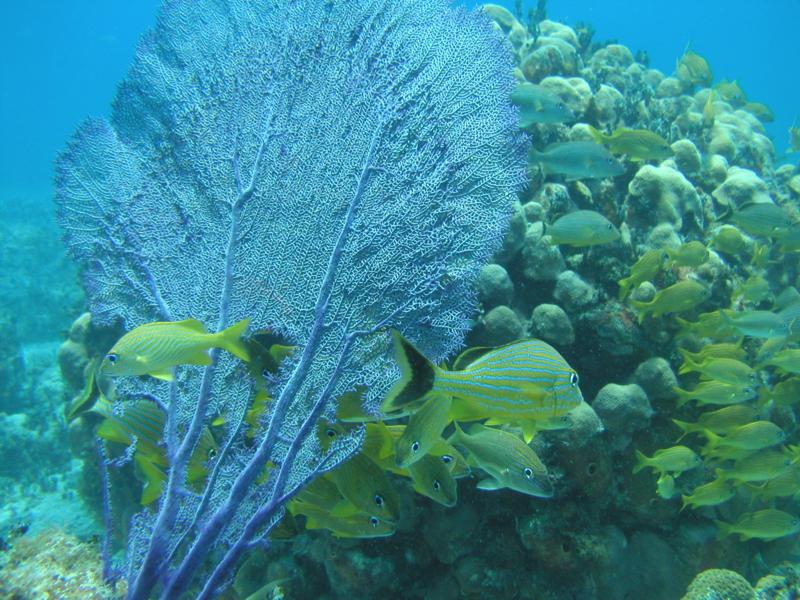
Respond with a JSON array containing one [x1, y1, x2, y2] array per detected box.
[[53, 0, 525, 597]]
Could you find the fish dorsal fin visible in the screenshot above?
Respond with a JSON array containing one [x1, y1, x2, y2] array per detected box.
[[451, 346, 495, 371], [175, 318, 207, 333]]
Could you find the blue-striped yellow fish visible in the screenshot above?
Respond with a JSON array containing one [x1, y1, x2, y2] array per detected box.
[[100, 318, 251, 381], [448, 422, 553, 498], [381, 331, 583, 427], [92, 396, 218, 504]]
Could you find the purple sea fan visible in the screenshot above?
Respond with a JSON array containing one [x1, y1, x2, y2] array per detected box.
[[55, 0, 526, 597]]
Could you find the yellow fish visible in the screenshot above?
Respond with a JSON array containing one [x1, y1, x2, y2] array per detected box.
[[290, 501, 395, 539], [672, 405, 760, 441], [732, 275, 772, 304], [326, 453, 400, 523], [429, 438, 471, 479], [394, 395, 452, 468], [680, 474, 735, 511], [759, 348, 800, 375], [408, 454, 458, 507], [673, 380, 756, 408], [791, 124, 800, 152], [721, 449, 794, 484], [676, 49, 712, 87], [449, 422, 553, 498], [665, 241, 709, 268], [678, 356, 757, 387], [617, 248, 668, 301], [710, 225, 747, 256], [630, 280, 710, 323], [382, 331, 583, 425], [677, 343, 746, 373], [703, 421, 786, 457], [747, 468, 800, 501], [100, 318, 251, 381], [587, 126, 674, 162], [716, 509, 800, 542], [758, 378, 800, 407], [633, 446, 702, 476], [714, 80, 746, 106], [702, 90, 716, 126]]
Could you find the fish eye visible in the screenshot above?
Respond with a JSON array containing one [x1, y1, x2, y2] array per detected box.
[[374, 494, 384, 508], [326, 428, 337, 438], [524, 467, 534, 479], [607, 158, 614, 164], [441, 455, 453, 464], [433, 479, 441, 491], [105, 353, 119, 365], [411, 441, 420, 454], [369, 516, 379, 528], [569, 372, 579, 386], [207, 448, 218, 460], [606, 223, 613, 230]]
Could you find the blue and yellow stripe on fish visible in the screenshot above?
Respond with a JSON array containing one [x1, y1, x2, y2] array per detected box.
[[381, 330, 583, 423]]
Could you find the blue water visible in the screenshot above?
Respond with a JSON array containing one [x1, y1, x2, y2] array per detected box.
[[0, 0, 797, 202]]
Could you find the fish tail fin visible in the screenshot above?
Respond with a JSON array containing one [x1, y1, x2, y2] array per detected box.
[[216, 318, 251, 361], [679, 353, 700, 374], [633, 449, 650, 474], [714, 520, 732, 539], [617, 277, 631, 301], [673, 388, 692, 408], [679, 495, 691, 513], [381, 330, 440, 414], [135, 455, 166, 506], [671, 419, 694, 440], [447, 421, 466, 446], [586, 125, 605, 144]]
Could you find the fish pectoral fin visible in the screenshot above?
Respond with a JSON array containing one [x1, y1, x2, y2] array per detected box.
[[187, 351, 213, 366], [476, 477, 505, 491], [149, 369, 175, 381], [520, 421, 538, 444]]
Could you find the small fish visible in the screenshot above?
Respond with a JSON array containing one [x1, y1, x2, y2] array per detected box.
[[291, 501, 395, 539], [673, 381, 756, 408], [529, 141, 625, 180], [449, 422, 553, 498], [382, 331, 583, 424], [672, 405, 760, 440], [546, 210, 620, 247], [656, 473, 676, 499], [732, 276, 772, 304], [678, 343, 746, 372], [710, 225, 748, 256], [713, 80, 746, 106], [791, 124, 800, 152], [716, 509, 800, 542], [720, 309, 787, 339], [630, 280, 710, 323], [728, 203, 793, 239], [666, 241, 709, 268], [721, 449, 794, 484], [326, 453, 400, 522], [774, 226, 800, 253], [758, 378, 800, 407], [295, 475, 345, 509], [755, 336, 788, 365], [408, 454, 458, 507], [743, 101, 774, 123], [748, 468, 800, 501], [702, 90, 716, 126], [678, 356, 757, 387], [675, 311, 736, 339], [587, 126, 674, 162], [100, 318, 251, 381], [676, 49, 712, 87], [617, 248, 668, 300], [681, 475, 735, 511], [633, 446, 703, 476], [703, 421, 786, 455], [394, 395, 452, 468], [93, 396, 218, 504], [759, 348, 800, 375], [511, 83, 576, 126], [429, 438, 471, 479]]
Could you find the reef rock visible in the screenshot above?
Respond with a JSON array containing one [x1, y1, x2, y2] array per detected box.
[[553, 270, 597, 314], [681, 568, 754, 600], [530, 303, 575, 346], [634, 357, 678, 402], [477, 264, 514, 309], [712, 166, 773, 208], [628, 164, 702, 229], [593, 383, 652, 437]]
